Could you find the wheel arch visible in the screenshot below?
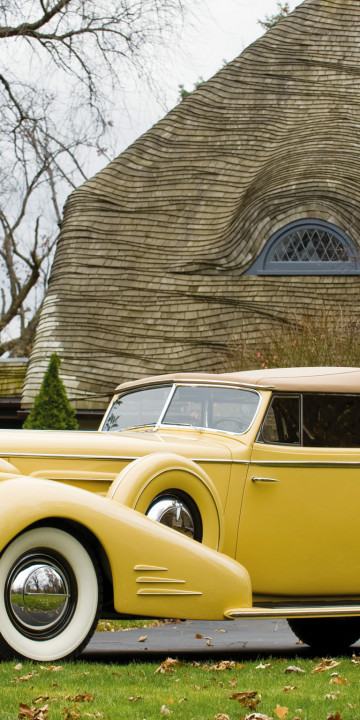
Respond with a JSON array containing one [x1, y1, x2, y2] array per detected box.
[[108, 452, 224, 551]]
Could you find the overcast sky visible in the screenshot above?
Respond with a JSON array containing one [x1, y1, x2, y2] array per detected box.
[[113, 0, 300, 154]]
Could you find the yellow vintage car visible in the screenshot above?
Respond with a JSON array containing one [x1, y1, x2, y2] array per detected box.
[[0, 366, 360, 661]]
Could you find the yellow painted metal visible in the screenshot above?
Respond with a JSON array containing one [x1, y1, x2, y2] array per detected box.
[[0, 474, 252, 620], [237, 442, 360, 596]]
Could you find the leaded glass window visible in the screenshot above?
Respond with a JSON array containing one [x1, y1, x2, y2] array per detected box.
[[246, 220, 360, 275]]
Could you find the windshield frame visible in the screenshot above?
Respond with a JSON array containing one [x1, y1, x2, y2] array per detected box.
[[100, 381, 262, 436]]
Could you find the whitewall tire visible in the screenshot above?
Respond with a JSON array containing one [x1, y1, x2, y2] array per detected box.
[[0, 527, 100, 661]]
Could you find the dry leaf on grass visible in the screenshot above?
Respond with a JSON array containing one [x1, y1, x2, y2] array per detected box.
[[154, 658, 181, 674], [128, 696, 142, 702], [351, 653, 360, 665], [256, 663, 271, 670], [312, 659, 341, 674], [274, 705, 288, 719], [65, 694, 94, 702], [284, 666, 305, 674], [204, 660, 243, 671], [327, 713, 343, 720], [14, 663, 23, 670], [63, 710, 81, 720], [39, 665, 63, 672], [18, 704, 49, 720], [160, 705, 172, 715], [230, 690, 261, 709], [14, 672, 39, 683], [283, 686, 297, 692], [325, 692, 340, 700], [243, 714, 274, 720], [329, 674, 348, 686], [214, 715, 231, 720]]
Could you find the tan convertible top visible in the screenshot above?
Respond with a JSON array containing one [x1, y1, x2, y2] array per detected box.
[[115, 367, 360, 394]]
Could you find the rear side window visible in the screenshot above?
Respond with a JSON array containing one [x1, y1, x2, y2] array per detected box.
[[303, 394, 360, 447], [260, 393, 360, 447]]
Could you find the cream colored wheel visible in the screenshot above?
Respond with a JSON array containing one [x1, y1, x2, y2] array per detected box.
[[0, 527, 100, 661]]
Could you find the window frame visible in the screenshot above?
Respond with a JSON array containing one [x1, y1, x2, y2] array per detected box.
[[246, 219, 360, 276]]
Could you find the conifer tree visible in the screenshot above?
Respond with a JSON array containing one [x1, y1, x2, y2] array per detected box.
[[23, 353, 78, 430]]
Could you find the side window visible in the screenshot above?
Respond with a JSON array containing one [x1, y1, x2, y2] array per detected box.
[[303, 394, 360, 447], [260, 396, 300, 444]]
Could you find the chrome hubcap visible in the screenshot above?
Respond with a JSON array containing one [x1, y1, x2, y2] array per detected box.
[[146, 497, 195, 538], [6, 551, 76, 638]]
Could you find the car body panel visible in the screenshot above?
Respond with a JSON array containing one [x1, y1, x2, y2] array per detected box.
[[0, 475, 252, 620]]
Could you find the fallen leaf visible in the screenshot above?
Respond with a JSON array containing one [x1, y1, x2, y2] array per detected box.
[[329, 675, 348, 686], [228, 679, 237, 687], [327, 713, 343, 720], [195, 633, 204, 639], [312, 659, 341, 674], [155, 658, 182, 674], [138, 635, 147, 642], [230, 690, 261, 709], [325, 692, 340, 700], [214, 715, 231, 720], [40, 665, 63, 672], [160, 705, 172, 715], [63, 710, 81, 720], [274, 705, 288, 719], [283, 686, 297, 692], [204, 660, 242, 671], [256, 663, 271, 670], [178, 698, 187, 704], [128, 696, 141, 702], [206, 638, 213, 646], [14, 663, 23, 670], [215, 629, 227, 633], [83, 714, 103, 719], [18, 704, 49, 720], [194, 685, 204, 691], [243, 714, 273, 720], [65, 694, 94, 702], [284, 666, 305, 674], [351, 653, 360, 665], [14, 672, 39, 683]]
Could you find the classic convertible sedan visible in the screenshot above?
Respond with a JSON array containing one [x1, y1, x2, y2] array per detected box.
[[0, 366, 360, 660]]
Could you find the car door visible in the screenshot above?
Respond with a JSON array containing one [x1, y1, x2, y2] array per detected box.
[[236, 392, 360, 598]]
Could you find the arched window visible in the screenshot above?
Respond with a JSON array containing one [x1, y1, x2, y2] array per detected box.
[[247, 220, 360, 275]]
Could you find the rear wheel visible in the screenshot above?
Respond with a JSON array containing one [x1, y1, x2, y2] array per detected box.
[[288, 616, 360, 652], [146, 490, 202, 541], [0, 527, 100, 661]]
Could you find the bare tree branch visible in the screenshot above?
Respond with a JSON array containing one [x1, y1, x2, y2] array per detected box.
[[0, 0, 187, 356]]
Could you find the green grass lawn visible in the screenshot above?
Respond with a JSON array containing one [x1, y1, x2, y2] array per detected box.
[[1, 654, 360, 720]]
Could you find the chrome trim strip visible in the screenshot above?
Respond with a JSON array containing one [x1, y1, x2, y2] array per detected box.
[[136, 577, 185, 584], [0, 452, 248, 464], [137, 589, 202, 596], [252, 460, 360, 468], [134, 565, 168, 572], [225, 605, 360, 619]]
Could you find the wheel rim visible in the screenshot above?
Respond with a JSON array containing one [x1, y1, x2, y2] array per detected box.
[[5, 549, 77, 640], [146, 495, 196, 538]]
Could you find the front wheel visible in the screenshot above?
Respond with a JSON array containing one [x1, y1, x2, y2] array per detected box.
[[0, 527, 100, 662], [288, 616, 360, 652]]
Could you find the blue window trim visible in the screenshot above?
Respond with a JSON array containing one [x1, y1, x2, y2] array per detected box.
[[246, 219, 360, 276]]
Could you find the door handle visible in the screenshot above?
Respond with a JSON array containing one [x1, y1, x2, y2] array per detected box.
[[251, 476, 279, 483]]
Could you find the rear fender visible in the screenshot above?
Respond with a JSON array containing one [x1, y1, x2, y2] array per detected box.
[[107, 452, 224, 550]]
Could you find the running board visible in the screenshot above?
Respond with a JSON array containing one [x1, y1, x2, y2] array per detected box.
[[224, 605, 360, 620]]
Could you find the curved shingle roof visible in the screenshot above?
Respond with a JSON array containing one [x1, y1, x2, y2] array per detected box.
[[23, 0, 360, 409]]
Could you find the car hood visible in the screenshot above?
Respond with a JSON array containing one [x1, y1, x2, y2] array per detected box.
[[0, 427, 245, 462]]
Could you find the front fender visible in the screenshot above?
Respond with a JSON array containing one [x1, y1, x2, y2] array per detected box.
[[107, 452, 224, 550], [0, 475, 252, 621]]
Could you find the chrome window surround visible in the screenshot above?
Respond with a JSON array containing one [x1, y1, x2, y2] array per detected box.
[[101, 382, 262, 436]]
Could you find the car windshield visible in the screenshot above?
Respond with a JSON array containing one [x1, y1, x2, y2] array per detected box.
[[101, 384, 260, 434]]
